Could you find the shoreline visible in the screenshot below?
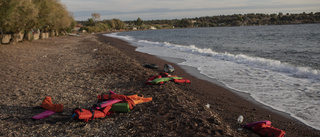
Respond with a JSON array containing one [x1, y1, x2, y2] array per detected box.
[[0, 33, 319, 136], [173, 63, 310, 126], [160, 56, 301, 122], [104, 34, 311, 127], [98, 33, 320, 136], [161, 56, 296, 117]]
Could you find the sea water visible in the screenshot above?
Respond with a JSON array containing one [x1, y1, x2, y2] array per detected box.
[[104, 24, 320, 130]]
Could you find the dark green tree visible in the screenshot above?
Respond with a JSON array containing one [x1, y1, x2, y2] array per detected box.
[[175, 19, 192, 28], [0, 0, 38, 34], [135, 17, 143, 26], [86, 18, 96, 26]]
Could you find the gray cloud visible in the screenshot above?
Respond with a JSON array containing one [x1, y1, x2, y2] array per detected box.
[[61, 0, 320, 20]]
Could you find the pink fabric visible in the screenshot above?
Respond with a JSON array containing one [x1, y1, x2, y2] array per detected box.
[[95, 99, 122, 109], [245, 120, 271, 127], [32, 110, 55, 120], [109, 90, 116, 94]]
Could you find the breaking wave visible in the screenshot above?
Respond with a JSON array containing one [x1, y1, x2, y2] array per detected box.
[[135, 39, 320, 81]]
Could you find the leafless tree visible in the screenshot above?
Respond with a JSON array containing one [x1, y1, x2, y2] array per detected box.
[[92, 13, 101, 21]]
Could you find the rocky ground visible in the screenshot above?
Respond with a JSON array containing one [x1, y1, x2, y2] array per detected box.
[[0, 33, 319, 136]]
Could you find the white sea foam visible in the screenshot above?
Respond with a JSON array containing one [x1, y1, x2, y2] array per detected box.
[[104, 32, 320, 130], [135, 38, 320, 81]]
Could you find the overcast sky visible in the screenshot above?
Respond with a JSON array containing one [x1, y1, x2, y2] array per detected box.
[[60, 0, 320, 21]]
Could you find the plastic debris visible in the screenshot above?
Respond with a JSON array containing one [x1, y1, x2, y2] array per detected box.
[[163, 64, 174, 73], [237, 115, 244, 123], [205, 103, 210, 109]]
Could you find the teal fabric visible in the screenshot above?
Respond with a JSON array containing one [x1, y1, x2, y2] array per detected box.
[[151, 77, 183, 84]]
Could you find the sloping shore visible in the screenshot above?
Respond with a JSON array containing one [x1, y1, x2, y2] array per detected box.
[[97, 34, 320, 137], [0, 33, 319, 136]]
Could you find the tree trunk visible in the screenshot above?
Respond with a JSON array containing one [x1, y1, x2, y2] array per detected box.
[[12, 32, 24, 42], [33, 33, 40, 40], [41, 32, 46, 39], [26, 32, 34, 41], [2, 34, 12, 44], [55, 30, 59, 36], [50, 30, 55, 37]]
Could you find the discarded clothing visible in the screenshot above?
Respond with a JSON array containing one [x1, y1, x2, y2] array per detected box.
[[32, 96, 63, 120], [163, 64, 174, 73], [97, 94, 135, 110], [41, 96, 64, 112], [73, 106, 113, 122], [146, 72, 191, 85], [73, 91, 152, 122], [244, 120, 271, 128], [151, 77, 183, 84], [94, 99, 122, 109], [127, 94, 153, 105], [244, 120, 286, 137], [146, 75, 164, 85], [144, 63, 159, 69], [32, 110, 55, 120]]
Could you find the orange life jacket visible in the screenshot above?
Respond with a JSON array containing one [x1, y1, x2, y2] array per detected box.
[[41, 96, 63, 112], [73, 106, 114, 122], [73, 92, 152, 122]]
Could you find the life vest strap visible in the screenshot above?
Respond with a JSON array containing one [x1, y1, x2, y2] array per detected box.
[[90, 109, 95, 122]]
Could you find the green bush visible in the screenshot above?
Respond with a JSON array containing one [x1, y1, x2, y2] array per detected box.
[[0, 0, 74, 35]]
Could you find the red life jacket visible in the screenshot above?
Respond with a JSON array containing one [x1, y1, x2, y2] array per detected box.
[[159, 72, 178, 77], [244, 120, 271, 128], [253, 123, 286, 137], [73, 93, 134, 122], [174, 78, 191, 83]]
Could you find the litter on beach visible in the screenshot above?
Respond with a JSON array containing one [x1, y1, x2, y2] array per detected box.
[[32, 96, 64, 120], [146, 72, 191, 85], [72, 91, 152, 122], [144, 63, 159, 69], [237, 115, 244, 123], [244, 120, 286, 137], [205, 103, 210, 109], [163, 64, 174, 73], [32, 110, 56, 120]]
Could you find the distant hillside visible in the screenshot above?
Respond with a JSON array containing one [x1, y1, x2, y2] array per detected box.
[[125, 12, 320, 29], [75, 12, 320, 33]]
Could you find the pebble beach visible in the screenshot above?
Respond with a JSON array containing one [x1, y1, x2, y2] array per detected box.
[[0, 33, 319, 136]]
